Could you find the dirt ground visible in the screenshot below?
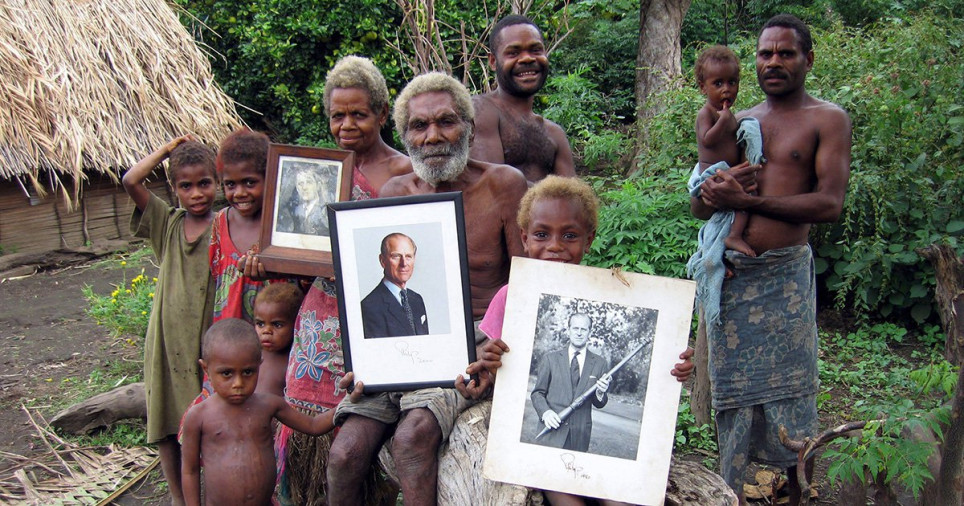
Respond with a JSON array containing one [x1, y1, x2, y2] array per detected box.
[[0, 254, 848, 505], [0, 254, 169, 505]]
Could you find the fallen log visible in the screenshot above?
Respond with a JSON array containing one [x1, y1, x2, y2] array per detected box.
[[49, 382, 146, 435]]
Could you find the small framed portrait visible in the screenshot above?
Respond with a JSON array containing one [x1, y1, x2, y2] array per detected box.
[[327, 192, 476, 393], [258, 143, 354, 278], [484, 257, 695, 505]]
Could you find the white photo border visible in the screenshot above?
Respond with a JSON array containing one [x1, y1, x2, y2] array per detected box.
[[328, 192, 476, 393], [483, 257, 695, 505]]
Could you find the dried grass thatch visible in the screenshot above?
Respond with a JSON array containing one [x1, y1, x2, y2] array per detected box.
[[0, 405, 160, 505], [0, 0, 242, 206]]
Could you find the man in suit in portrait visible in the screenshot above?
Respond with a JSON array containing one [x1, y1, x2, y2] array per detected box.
[[360, 232, 429, 338], [290, 168, 330, 236], [530, 312, 611, 452]]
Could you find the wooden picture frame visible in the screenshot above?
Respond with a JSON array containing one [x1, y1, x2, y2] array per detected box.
[[327, 192, 476, 393], [484, 257, 695, 505], [259, 143, 354, 278]]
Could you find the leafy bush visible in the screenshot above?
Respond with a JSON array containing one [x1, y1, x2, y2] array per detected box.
[[540, 69, 632, 174], [552, 0, 639, 119], [83, 267, 156, 338], [818, 321, 954, 498], [824, 401, 949, 500], [176, 0, 408, 144], [583, 176, 700, 278], [807, 14, 964, 322], [675, 390, 718, 457]]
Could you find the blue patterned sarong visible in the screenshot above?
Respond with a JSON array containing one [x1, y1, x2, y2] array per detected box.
[[708, 245, 818, 410]]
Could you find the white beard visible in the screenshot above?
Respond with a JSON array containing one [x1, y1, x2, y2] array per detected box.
[[405, 130, 470, 187]]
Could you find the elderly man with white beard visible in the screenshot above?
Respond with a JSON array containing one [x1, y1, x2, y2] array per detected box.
[[326, 72, 528, 506]]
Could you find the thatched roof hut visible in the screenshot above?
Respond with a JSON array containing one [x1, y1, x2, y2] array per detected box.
[[0, 0, 241, 204], [0, 0, 242, 256]]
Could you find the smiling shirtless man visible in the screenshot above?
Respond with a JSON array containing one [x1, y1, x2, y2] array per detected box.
[[470, 15, 575, 183]]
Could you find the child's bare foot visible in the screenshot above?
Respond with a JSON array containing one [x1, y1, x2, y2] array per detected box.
[[725, 237, 757, 257]]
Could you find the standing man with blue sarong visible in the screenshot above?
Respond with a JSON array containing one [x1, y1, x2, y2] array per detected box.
[[690, 14, 852, 506]]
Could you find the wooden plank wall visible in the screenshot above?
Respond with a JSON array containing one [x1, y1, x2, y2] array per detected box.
[[0, 175, 175, 255]]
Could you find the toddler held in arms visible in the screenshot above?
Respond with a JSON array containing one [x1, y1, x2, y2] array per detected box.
[[181, 319, 334, 506], [694, 45, 756, 258]]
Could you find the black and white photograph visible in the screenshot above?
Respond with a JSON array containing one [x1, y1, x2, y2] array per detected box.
[[519, 294, 656, 460], [485, 257, 695, 505], [275, 159, 339, 237], [258, 144, 353, 277], [328, 193, 475, 393]]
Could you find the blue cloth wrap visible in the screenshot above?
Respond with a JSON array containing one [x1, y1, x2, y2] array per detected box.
[[686, 117, 764, 327]]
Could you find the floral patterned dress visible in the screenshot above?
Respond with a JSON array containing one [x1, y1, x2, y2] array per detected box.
[[274, 166, 382, 505]]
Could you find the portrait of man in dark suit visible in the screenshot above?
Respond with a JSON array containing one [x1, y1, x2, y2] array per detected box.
[[289, 168, 331, 236], [360, 232, 430, 338], [530, 312, 611, 452]]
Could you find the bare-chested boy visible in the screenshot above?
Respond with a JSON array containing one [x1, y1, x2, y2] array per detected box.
[[690, 14, 851, 506], [181, 319, 334, 506], [326, 72, 528, 506], [470, 15, 575, 183], [253, 283, 304, 397]]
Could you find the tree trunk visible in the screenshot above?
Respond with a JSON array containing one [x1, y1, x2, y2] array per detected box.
[[49, 382, 146, 434], [632, 0, 691, 174], [437, 401, 540, 505], [692, 308, 713, 427], [919, 244, 964, 505]]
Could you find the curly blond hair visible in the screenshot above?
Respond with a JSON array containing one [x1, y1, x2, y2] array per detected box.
[[517, 175, 598, 232], [323, 56, 390, 117], [393, 72, 474, 137]]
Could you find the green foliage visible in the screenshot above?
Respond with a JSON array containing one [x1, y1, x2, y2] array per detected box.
[[823, 402, 947, 500], [909, 361, 959, 398], [176, 0, 407, 144], [71, 420, 148, 448], [552, 1, 638, 119], [818, 321, 955, 499], [808, 14, 964, 322], [675, 390, 717, 461], [540, 68, 607, 136], [540, 68, 631, 174], [818, 324, 919, 399], [583, 176, 700, 278], [83, 268, 156, 338]]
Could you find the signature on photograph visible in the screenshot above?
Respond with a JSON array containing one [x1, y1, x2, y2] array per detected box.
[[560, 453, 591, 480], [395, 341, 431, 364]]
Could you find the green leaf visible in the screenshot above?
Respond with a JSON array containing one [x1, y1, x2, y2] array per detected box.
[[814, 257, 829, 274], [910, 303, 932, 323]]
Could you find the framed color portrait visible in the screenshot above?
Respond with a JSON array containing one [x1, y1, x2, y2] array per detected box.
[[259, 143, 354, 277], [484, 257, 695, 506], [328, 192, 476, 393]]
